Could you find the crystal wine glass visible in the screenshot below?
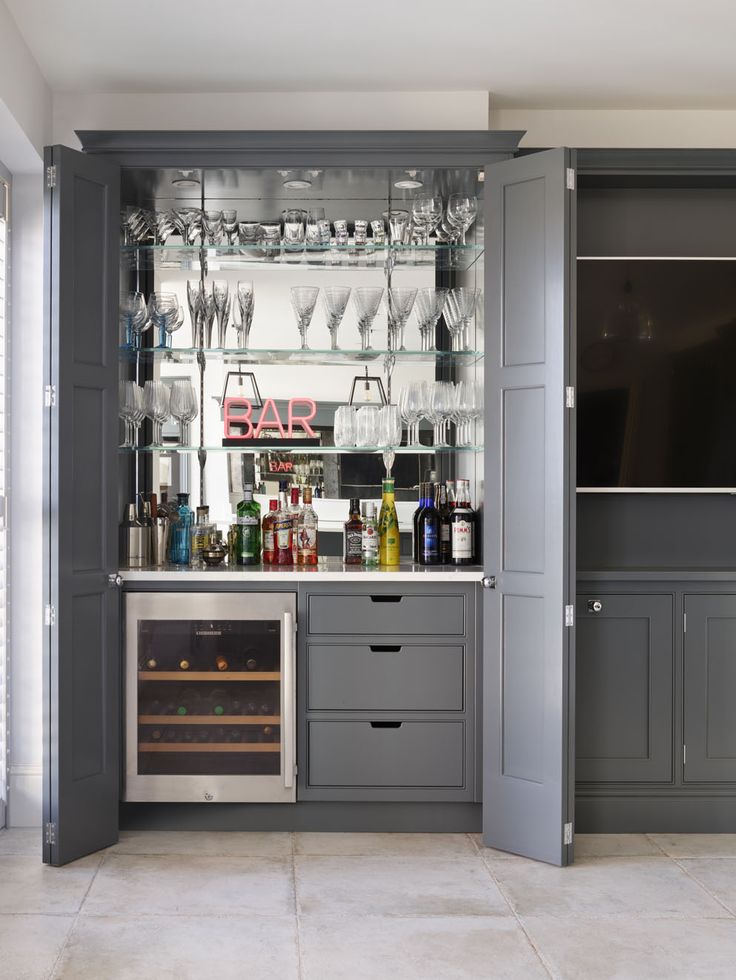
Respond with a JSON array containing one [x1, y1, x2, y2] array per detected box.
[[446, 287, 479, 351], [202, 210, 223, 246], [235, 281, 255, 349], [165, 303, 185, 347], [453, 380, 472, 447], [155, 209, 178, 245], [411, 194, 443, 246], [322, 286, 351, 350], [169, 379, 198, 445], [120, 292, 148, 347], [176, 208, 201, 246], [290, 287, 319, 350], [352, 287, 384, 351], [211, 280, 230, 348], [414, 287, 448, 352], [187, 280, 205, 347], [221, 209, 238, 245], [143, 380, 170, 447], [387, 287, 417, 351], [427, 380, 454, 447], [446, 194, 478, 246], [119, 380, 143, 448], [148, 292, 179, 348], [202, 292, 216, 348]]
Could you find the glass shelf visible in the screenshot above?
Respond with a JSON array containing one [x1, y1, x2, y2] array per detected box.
[[119, 444, 483, 455], [120, 242, 484, 273], [119, 345, 484, 366]]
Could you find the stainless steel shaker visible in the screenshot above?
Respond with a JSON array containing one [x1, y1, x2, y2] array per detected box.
[[151, 516, 170, 566], [120, 503, 151, 568]]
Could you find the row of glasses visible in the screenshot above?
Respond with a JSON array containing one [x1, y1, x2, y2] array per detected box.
[[119, 380, 199, 447], [333, 404, 402, 448], [148, 292, 184, 348], [120, 292, 148, 347], [398, 380, 483, 448]]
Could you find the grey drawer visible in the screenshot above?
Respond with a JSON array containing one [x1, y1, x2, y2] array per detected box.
[[307, 593, 465, 636], [307, 643, 464, 711], [307, 720, 464, 787]]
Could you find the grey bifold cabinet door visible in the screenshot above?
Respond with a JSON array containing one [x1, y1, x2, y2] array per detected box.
[[483, 148, 576, 866], [43, 145, 120, 865], [684, 594, 736, 782]]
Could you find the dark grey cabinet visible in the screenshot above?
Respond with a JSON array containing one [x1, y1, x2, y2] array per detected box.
[[684, 594, 736, 782], [576, 593, 673, 783]]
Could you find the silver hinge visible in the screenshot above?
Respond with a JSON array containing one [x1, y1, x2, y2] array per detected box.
[[564, 604, 574, 627], [683, 613, 687, 633], [566, 167, 575, 191], [683, 745, 687, 765], [46, 165, 57, 189], [44, 604, 56, 627], [563, 822, 573, 845], [565, 386, 575, 408], [44, 822, 57, 845], [44, 384, 57, 408]]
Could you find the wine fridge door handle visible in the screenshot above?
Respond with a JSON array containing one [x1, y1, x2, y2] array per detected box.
[[283, 611, 295, 791]]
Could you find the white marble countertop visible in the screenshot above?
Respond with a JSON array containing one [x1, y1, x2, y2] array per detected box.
[[121, 559, 484, 583]]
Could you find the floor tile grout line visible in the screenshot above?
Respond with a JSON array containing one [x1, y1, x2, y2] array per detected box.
[[45, 852, 105, 980], [666, 855, 736, 919], [292, 832, 305, 980]]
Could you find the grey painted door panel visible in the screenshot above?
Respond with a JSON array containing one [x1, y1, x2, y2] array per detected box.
[[308, 721, 465, 787], [483, 148, 575, 866], [43, 145, 120, 865], [307, 644, 465, 711], [684, 594, 736, 782], [576, 594, 673, 782], [307, 593, 465, 635]]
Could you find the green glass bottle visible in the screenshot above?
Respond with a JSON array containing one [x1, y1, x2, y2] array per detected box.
[[235, 483, 261, 565]]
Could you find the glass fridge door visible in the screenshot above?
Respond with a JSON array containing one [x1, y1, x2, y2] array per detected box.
[[124, 591, 296, 803]]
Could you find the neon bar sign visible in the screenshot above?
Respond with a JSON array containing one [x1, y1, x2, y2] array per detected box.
[[223, 397, 318, 440]]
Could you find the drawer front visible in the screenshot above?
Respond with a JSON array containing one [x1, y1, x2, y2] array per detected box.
[[307, 593, 465, 636], [307, 643, 464, 711], [307, 720, 464, 787]]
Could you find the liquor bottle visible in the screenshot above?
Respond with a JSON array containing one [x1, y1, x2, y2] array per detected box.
[[262, 499, 278, 564], [245, 656, 258, 671], [436, 483, 452, 564], [140, 499, 153, 563], [207, 689, 229, 716], [175, 691, 201, 716], [259, 700, 273, 716], [412, 483, 429, 562], [450, 478, 475, 565], [140, 655, 158, 671], [235, 484, 261, 565], [343, 498, 363, 564], [446, 479, 457, 510], [274, 490, 294, 565], [417, 486, 440, 565], [169, 493, 193, 565], [178, 658, 191, 671], [289, 486, 301, 563], [361, 501, 379, 566], [378, 477, 400, 566], [190, 505, 214, 566], [297, 486, 319, 565], [215, 655, 229, 672]]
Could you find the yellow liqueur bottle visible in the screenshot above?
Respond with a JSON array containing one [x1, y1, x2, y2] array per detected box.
[[378, 477, 400, 566]]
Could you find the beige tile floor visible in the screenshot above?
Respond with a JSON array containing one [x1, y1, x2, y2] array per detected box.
[[1, 829, 736, 978]]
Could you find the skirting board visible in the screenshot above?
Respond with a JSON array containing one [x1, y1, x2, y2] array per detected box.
[[576, 795, 736, 833], [120, 801, 482, 834]]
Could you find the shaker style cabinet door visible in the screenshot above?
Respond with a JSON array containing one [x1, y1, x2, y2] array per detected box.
[[482, 149, 576, 865], [43, 146, 121, 865], [684, 594, 736, 782]]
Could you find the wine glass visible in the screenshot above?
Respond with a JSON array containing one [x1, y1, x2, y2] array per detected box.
[[352, 287, 384, 351], [148, 292, 179, 348], [411, 194, 443, 245], [187, 280, 205, 347], [322, 286, 351, 350], [398, 380, 426, 446], [211, 280, 230, 348], [290, 287, 319, 350], [427, 381, 454, 447], [169, 379, 198, 445], [202, 210, 223, 246], [120, 292, 148, 348], [446, 287, 480, 351], [202, 292, 216, 348], [176, 208, 201, 246], [119, 380, 143, 447], [155, 209, 178, 245], [453, 380, 472, 447], [446, 194, 478, 245], [165, 303, 185, 347], [387, 287, 417, 351], [235, 281, 255, 349], [414, 287, 448, 352], [143, 380, 170, 447], [221, 209, 238, 245]]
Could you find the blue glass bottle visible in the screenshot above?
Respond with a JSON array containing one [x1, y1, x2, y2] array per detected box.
[[169, 492, 193, 565]]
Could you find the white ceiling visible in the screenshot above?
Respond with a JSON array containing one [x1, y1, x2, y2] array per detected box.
[[7, 0, 736, 109]]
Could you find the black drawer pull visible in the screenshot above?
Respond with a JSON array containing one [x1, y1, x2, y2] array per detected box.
[[370, 721, 403, 729], [370, 595, 403, 603], [369, 645, 402, 653]]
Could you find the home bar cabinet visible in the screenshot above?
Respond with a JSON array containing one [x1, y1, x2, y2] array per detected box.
[[43, 131, 577, 866]]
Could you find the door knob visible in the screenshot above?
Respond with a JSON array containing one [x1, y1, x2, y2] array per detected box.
[[482, 576, 497, 590], [108, 573, 123, 587], [587, 599, 602, 613]]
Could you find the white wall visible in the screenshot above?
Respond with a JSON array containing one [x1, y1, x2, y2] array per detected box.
[[0, 0, 51, 170]]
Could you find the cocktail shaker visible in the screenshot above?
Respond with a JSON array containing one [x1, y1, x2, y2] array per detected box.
[[151, 516, 170, 566], [120, 503, 151, 568]]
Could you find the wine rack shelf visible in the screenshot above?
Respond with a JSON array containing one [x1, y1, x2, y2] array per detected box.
[[138, 742, 281, 753], [138, 715, 280, 725], [138, 671, 280, 682]]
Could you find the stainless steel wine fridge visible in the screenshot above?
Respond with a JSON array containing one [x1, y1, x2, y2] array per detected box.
[[124, 592, 296, 803]]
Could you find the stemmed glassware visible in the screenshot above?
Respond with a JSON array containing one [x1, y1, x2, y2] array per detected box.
[[169, 379, 198, 445], [155, 209, 178, 245], [143, 380, 170, 447], [387, 287, 417, 351], [120, 292, 148, 347], [290, 287, 320, 350], [446, 194, 478, 245], [176, 208, 200, 246], [119, 381, 144, 447], [427, 380, 455, 447], [211, 280, 230, 348], [414, 287, 448, 351], [187, 279, 204, 347], [165, 303, 185, 347], [322, 286, 351, 350], [353, 287, 384, 351], [446, 287, 479, 351], [202, 210, 223, 246], [453, 379, 482, 447], [398, 380, 427, 447], [221, 209, 238, 245], [148, 292, 179, 348], [234, 281, 255, 349], [411, 194, 443, 245], [202, 292, 216, 348]]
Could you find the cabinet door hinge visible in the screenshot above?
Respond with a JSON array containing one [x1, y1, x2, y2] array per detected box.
[[564, 604, 574, 627], [566, 167, 575, 191], [44, 384, 57, 408], [44, 604, 56, 627], [44, 822, 57, 845], [683, 744, 687, 765], [683, 612, 687, 633], [565, 386, 575, 408], [563, 822, 573, 845], [46, 165, 57, 189]]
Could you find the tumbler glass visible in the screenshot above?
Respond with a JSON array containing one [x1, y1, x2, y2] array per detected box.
[[356, 405, 380, 447], [333, 405, 357, 447]]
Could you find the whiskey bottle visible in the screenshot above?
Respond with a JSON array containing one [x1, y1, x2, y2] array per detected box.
[[378, 478, 400, 566], [450, 478, 475, 565], [262, 499, 278, 564], [235, 484, 261, 566], [297, 486, 318, 565], [343, 498, 363, 564]]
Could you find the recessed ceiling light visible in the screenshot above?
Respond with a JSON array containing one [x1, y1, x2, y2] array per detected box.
[[283, 178, 312, 190], [394, 170, 423, 190], [171, 170, 200, 188]]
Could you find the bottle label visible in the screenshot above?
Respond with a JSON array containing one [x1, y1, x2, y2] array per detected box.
[[298, 526, 318, 557], [263, 529, 275, 553], [452, 520, 473, 559], [276, 520, 292, 549], [440, 524, 451, 543], [237, 515, 258, 525], [421, 525, 439, 558], [345, 529, 362, 559], [362, 525, 378, 559]]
